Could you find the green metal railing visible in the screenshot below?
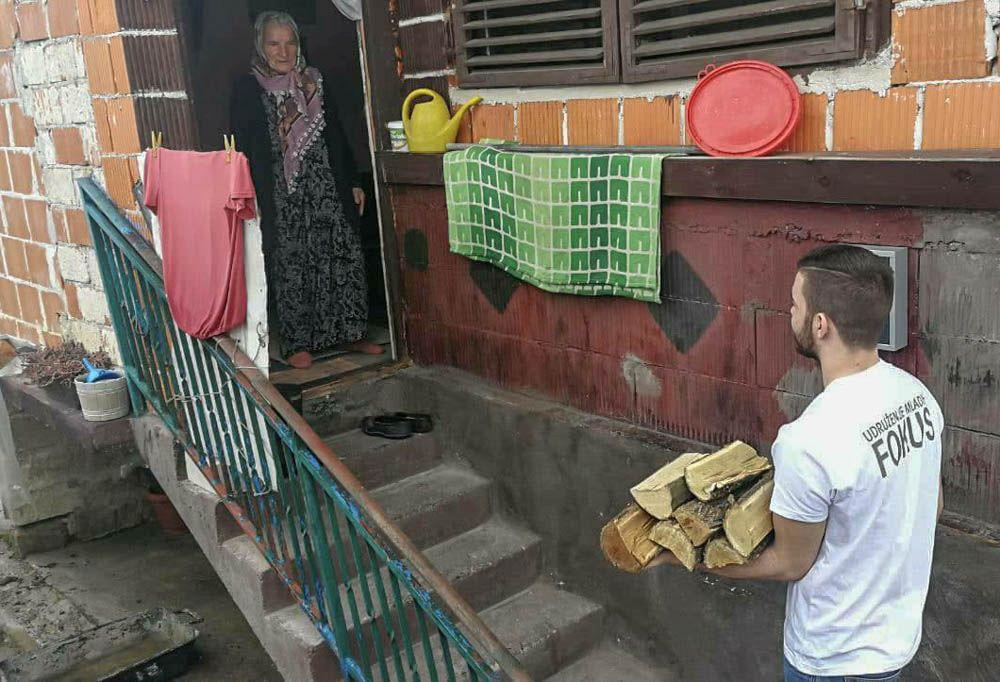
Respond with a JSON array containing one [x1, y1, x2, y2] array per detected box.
[[79, 178, 528, 682]]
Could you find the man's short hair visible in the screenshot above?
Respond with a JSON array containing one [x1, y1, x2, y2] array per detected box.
[[797, 244, 894, 349]]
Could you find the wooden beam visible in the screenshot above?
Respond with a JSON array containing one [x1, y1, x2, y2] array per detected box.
[[377, 150, 1000, 210]]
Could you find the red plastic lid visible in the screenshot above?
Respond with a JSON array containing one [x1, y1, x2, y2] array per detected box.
[[686, 61, 801, 158]]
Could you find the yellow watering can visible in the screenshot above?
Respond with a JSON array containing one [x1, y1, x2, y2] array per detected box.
[[402, 89, 482, 153]]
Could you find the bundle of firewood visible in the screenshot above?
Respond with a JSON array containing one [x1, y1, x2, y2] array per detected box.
[[601, 442, 774, 573]]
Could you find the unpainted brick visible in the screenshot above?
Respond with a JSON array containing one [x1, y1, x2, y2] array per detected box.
[[781, 93, 827, 153], [16, 283, 42, 324], [2, 195, 29, 239], [518, 102, 563, 146], [48, 0, 80, 37], [622, 97, 680, 147], [0, 53, 15, 98], [891, 0, 989, 84], [470, 104, 514, 143], [0, 276, 19, 316], [24, 198, 50, 243], [52, 127, 87, 165], [41, 290, 64, 329], [0, 1, 16, 49], [23, 241, 50, 286], [63, 281, 82, 318], [2, 237, 28, 280], [833, 88, 917, 151], [567, 99, 617, 146], [9, 103, 36, 148], [8, 152, 35, 195], [922, 82, 1000, 151], [15, 2, 48, 42]]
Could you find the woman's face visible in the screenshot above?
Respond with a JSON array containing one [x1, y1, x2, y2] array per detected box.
[[262, 22, 299, 74]]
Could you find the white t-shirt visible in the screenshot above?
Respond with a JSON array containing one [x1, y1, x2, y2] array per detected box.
[[770, 360, 943, 677]]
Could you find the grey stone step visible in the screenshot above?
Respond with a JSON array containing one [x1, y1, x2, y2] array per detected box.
[[371, 464, 492, 550], [323, 429, 442, 490], [264, 604, 341, 681], [545, 643, 672, 681], [371, 582, 604, 682], [220, 534, 295, 616], [334, 519, 542, 666]]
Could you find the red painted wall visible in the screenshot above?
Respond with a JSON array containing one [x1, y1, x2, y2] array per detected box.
[[390, 186, 998, 525]]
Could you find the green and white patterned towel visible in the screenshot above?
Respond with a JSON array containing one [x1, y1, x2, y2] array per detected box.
[[444, 145, 666, 303]]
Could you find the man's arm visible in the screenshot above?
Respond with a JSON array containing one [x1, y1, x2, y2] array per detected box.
[[937, 480, 944, 521], [647, 513, 826, 582]]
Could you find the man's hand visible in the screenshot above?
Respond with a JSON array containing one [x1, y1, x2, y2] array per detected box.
[[353, 187, 366, 216], [709, 514, 826, 582]]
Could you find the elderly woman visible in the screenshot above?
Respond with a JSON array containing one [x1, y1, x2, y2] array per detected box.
[[230, 10, 382, 369]]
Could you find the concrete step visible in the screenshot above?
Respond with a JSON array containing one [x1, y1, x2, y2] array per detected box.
[[323, 430, 442, 490], [334, 519, 542, 666], [374, 582, 604, 682], [264, 604, 341, 681], [371, 464, 492, 550], [219, 535, 295, 616], [545, 643, 671, 681]]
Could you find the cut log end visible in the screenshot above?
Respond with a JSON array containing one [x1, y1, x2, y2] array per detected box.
[[630, 452, 703, 519], [600, 503, 662, 573], [650, 519, 702, 571]]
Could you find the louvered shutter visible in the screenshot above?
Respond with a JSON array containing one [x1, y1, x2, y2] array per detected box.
[[452, 0, 620, 87], [619, 0, 871, 83]]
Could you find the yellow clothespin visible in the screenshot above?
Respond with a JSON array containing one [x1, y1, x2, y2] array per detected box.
[[223, 134, 236, 164], [150, 131, 163, 158]]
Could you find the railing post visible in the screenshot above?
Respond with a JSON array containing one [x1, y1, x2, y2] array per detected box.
[[81, 195, 146, 416]]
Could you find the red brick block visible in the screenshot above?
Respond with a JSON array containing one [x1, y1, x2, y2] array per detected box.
[[469, 104, 514, 143], [891, 0, 989, 84], [567, 99, 618, 146], [518, 102, 563, 145], [781, 93, 828, 153], [23, 241, 49, 286], [0, 107, 9, 147], [106, 97, 140, 153], [451, 104, 473, 144], [0, 53, 14, 99], [101, 155, 139, 209], [922, 82, 1000, 150], [63, 281, 82, 318], [15, 2, 48, 42], [622, 97, 681, 146], [2, 195, 29, 239], [48, 0, 80, 37], [42, 332, 62, 346], [64, 207, 91, 245], [15, 321, 41, 344], [834, 88, 918, 152], [16, 284, 43, 325], [0, 276, 18, 317], [0, 238, 27, 280], [24, 198, 50, 243], [0, 1, 17, 48], [40, 290, 64, 328], [52, 127, 87, 165], [79, 0, 119, 35], [7, 152, 34, 195], [0, 152, 10, 192], [9, 103, 36, 148]]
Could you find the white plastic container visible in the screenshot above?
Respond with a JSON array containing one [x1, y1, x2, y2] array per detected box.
[[387, 120, 408, 151], [74, 372, 130, 422]]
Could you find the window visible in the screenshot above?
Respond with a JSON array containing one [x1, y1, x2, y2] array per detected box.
[[451, 0, 886, 86]]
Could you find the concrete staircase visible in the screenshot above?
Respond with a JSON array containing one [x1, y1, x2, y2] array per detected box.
[[135, 414, 661, 680]]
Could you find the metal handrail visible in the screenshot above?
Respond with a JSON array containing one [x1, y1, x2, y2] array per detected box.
[[78, 178, 529, 682]]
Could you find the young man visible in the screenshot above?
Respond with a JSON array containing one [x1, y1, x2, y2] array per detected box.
[[651, 244, 944, 681]]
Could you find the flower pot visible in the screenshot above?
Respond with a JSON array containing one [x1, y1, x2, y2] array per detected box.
[[146, 491, 188, 535]]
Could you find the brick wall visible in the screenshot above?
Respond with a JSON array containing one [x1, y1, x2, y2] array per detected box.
[[0, 0, 192, 356], [396, 0, 1000, 152]]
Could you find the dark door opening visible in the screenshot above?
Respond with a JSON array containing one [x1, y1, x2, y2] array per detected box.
[[177, 0, 392, 395]]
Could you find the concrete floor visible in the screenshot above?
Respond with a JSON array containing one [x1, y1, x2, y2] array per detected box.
[[2, 523, 281, 681]]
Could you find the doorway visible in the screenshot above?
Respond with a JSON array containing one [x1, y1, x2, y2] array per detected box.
[[176, 0, 394, 397]]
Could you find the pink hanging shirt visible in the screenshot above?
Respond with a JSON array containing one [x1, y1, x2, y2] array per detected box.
[[144, 149, 256, 339]]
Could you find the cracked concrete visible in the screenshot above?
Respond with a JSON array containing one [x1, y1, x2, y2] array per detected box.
[[0, 524, 280, 680]]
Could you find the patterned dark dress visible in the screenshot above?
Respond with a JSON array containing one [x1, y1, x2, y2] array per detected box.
[[256, 87, 368, 356]]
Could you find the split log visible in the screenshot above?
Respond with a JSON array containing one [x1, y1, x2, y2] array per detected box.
[[600, 503, 662, 574], [650, 519, 701, 571], [684, 441, 771, 502], [673, 498, 728, 546], [630, 452, 704, 519], [703, 535, 768, 569], [723, 474, 775, 557]]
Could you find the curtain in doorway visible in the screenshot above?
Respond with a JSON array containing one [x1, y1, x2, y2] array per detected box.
[[330, 0, 361, 21]]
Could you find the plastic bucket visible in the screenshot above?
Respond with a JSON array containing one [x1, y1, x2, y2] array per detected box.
[[74, 372, 130, 422]]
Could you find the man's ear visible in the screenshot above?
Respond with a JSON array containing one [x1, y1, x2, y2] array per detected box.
[[814, 312, 832, 340]]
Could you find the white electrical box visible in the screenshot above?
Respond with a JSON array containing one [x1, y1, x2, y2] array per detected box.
[[854, 244, 908, 351]]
